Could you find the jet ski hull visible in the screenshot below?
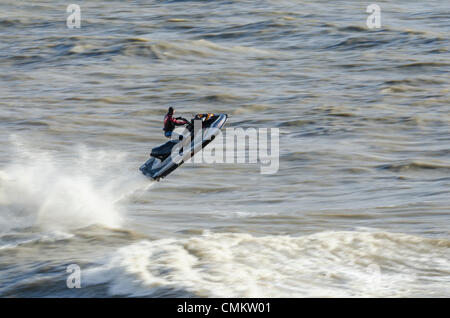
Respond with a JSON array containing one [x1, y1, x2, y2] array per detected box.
[[140, 114, 228, 181]]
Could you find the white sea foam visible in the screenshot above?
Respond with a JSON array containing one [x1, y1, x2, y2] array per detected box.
[[0, 137, 149, 233], [83, 230, 450, 297]]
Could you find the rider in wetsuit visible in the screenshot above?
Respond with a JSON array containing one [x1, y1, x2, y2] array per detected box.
[[163, 107, 188, 139]]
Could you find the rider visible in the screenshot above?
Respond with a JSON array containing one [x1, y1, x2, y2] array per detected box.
[[163, 107, 188, 139]]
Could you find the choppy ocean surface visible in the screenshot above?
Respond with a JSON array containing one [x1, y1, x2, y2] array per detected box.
[[0, 0, 449, 297]]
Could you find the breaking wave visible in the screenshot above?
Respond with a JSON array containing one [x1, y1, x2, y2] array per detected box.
[[83, 230, 450, 297]]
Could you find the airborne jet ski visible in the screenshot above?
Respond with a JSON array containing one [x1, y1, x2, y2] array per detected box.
[[140, 113, 228, 181]]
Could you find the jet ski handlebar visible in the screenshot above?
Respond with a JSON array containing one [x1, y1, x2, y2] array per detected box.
[[183, 114, 217, 132], [175, 117, 189, 125]]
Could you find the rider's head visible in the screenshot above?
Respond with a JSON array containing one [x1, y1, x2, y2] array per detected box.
[[168, 107, 174, 115]]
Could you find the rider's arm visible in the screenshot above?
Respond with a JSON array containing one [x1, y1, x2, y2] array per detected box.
[[170, 116, 188, 125]]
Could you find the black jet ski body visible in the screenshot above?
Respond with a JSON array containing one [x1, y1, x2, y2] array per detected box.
[[140, 113, 228, 181]]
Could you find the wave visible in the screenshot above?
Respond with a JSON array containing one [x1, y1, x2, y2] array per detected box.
[[121, 38, 275, 60], [383, 78, 445, 86], [326, 36, 389, 51], [395, 62, 450, 69], [0, 18, 56, 28], [377, 160, 450, 172], [0, 18, 24, 27], [200, 19, 291, 41], [337, 26, 368, 33], [83, 230, 450, 297], [3, 35, 277, 67], [0, 231, 74, 251]]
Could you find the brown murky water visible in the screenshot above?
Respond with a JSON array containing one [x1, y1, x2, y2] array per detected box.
[[0, 0, 449, 297]]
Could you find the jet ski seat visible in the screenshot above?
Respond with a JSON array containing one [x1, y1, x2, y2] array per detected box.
[[151, 140, 179, 161]]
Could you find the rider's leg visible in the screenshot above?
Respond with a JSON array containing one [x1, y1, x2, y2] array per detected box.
[[165, 130, 183, 141]]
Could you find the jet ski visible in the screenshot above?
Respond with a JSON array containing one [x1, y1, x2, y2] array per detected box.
[[140, 113, 228, 181]]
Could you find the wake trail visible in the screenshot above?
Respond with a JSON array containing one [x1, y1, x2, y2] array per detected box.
[[0, 137, 151, 234]]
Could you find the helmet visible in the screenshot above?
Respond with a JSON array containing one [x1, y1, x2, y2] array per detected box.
[[168, 107, 174, 114]]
